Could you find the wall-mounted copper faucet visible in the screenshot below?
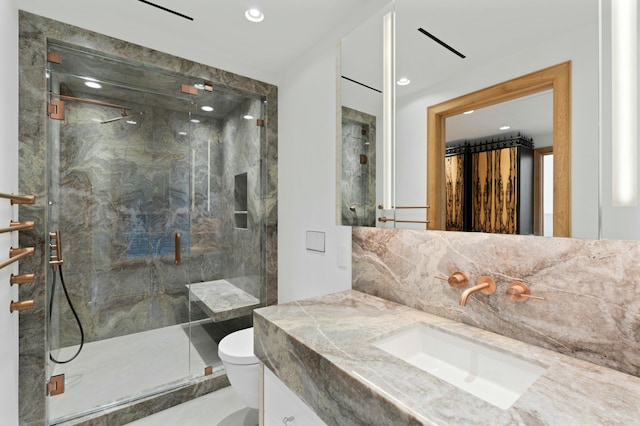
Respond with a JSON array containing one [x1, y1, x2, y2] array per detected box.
[[435, 271, 469, 288], [459, 276, 496, 306], [506, 282, 545, 302]]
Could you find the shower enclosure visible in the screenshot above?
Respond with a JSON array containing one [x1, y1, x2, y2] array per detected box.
[[45, 41, 267, 423], [340, 106, 377, 226]]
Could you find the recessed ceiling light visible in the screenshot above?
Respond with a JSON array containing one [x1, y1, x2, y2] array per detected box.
[[397, 77, 411, 86], [126, 120, 137, 125], [190, 119, 200, 123], [178, 131, 187, 136], [201, 106, 214, 112], [85, 81, 102, 89], [463, 110, 474, 115], [245, 8, 264, 23], [243, 115, 254, 120], [500, 126, 511, 130]]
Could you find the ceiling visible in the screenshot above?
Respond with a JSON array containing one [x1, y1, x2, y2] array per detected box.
[[446, 90, 553, 145], [18, 0, 598, 144], [17, 0, 390, 85], [341, 0, 598, 145]]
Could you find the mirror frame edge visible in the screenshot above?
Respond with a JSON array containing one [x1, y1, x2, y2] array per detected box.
[[426, 61, 572, 237]]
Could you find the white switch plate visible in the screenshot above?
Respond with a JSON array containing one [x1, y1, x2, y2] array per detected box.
[[306, 231, 325, 253], [337, 245, 348, 269]]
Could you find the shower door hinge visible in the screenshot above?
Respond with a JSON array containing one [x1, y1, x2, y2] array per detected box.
[[48, 100, 65, 120], [256, 119, 265, 127], [47, 374, 65, 396], [181, 84, 198, 95], [47, 51, 61, 64]]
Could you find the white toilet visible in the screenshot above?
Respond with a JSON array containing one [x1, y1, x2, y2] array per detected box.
[[218, 327, 259, 409]]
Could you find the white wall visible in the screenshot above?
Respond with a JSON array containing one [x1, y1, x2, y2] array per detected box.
[[395, 22, 600, 239], [277, 42, 353, 302], [276, 3, 392, 302], [0, 0, 20, 424]]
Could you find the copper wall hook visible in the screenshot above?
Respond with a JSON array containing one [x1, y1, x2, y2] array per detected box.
[[506, 282, 545, 302], [435, 271, 468, 288]]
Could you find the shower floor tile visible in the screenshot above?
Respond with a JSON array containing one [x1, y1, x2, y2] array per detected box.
[[49, 321, 221, 423]]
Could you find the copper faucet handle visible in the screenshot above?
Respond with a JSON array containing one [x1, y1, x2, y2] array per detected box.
[[435, 271, 468, 288], [476, 276, 497, 294], [506, 282, 545, 302]]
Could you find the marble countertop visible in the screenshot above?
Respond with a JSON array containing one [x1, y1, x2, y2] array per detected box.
[[254, 290, 640, 425]]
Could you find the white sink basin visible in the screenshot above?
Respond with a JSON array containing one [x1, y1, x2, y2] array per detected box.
[[372, 323, 547, 409]]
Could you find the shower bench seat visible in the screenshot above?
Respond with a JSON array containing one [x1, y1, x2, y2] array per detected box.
[[188, 279, 261, 322]]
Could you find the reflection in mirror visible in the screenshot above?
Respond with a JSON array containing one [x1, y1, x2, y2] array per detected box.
[[338, 3, 393, 226], [443, 91, 553, 235], [393, 0, 599, 238], [427, 63, 571, 237], [341, 107, 377, 226], [444, 132, 535, 235]]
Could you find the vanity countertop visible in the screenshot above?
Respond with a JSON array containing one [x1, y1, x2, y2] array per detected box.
[[253, 290, 640, 425]]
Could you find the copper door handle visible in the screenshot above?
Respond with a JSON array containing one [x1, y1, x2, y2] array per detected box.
[[175, 232, 181, 265]]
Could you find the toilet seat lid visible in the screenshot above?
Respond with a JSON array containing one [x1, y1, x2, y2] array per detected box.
[[218, 327, 258, 364]]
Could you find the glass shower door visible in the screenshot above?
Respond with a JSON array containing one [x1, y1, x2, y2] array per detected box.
[[185, 83, 267, 378], [46, 42, 195, 423], [45, 40, 269, 425]]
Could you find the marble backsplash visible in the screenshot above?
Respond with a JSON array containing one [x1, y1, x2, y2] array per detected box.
[[352, 227, 640, 377]]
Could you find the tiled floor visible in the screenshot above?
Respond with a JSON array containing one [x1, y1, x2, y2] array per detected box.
[[49, 321, 222, 423], [126, 386, 258, 426]]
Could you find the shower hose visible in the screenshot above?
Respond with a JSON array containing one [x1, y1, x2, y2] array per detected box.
[[48, 266, 85, 364]]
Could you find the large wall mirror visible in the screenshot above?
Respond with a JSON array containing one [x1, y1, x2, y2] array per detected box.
[[337, 4, 392, 226], [426, 62, 571, 237], [394, 0, 599, 239], [340, 0, 640, 241]]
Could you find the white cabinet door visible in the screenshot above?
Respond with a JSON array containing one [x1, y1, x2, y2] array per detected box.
[[264, 367, 327, 426]]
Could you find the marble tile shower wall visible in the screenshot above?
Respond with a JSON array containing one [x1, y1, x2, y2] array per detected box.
[[352, 227, 640, 378], [18, 11, 278, 425], [52, 96, 261, 346], [222, 98, 264, 301], [340, 106, 376, 227]]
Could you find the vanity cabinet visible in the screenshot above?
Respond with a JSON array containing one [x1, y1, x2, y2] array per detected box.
[[445, 135, 533, 234], [263, 367, 327, 426]]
